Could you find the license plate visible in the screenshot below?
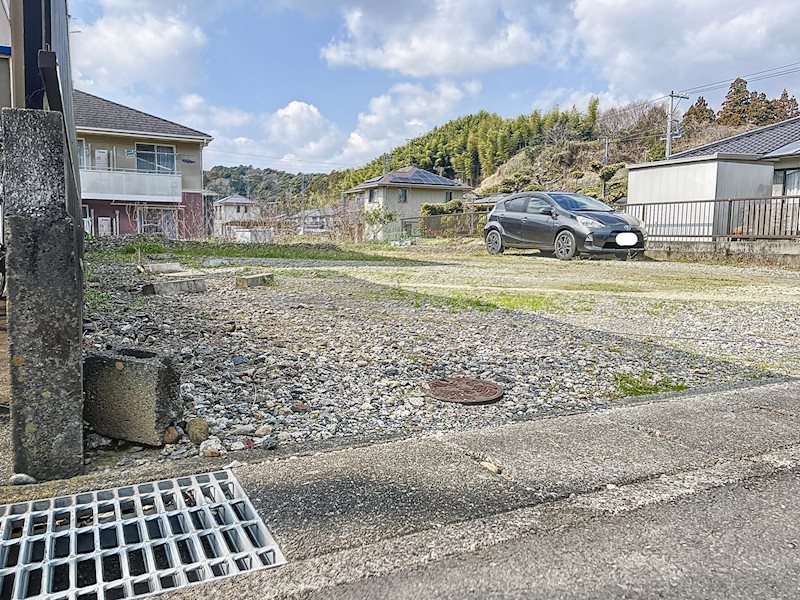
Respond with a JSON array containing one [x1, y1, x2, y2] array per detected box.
[[615, 232, 638, 247]]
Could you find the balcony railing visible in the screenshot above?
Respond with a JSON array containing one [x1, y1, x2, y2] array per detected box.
[[79, 167, 182, 203]]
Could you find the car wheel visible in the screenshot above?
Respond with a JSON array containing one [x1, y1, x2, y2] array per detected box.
[[615, 252, 628, 261], [485, 230, 504, 255], [554, 230, 577, 261]]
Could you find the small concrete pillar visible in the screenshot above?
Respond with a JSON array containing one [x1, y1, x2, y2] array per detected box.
[[83, 348, 182, 446], [3, 108, 84, 479]]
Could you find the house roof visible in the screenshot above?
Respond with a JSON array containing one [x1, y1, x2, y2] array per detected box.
[[73, 90, 212, 141], [671, 116, 800, 159], [345, 165, 472, 193], [214, 194, 257, 206]]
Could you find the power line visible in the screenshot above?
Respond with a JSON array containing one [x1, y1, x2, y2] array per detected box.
[[680, 61, 800, 95]]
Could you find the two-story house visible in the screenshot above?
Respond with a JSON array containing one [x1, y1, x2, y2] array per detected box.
[[212, 194, 261, 238], [344, 165, 472, 240], [74, 90, 212, 239]]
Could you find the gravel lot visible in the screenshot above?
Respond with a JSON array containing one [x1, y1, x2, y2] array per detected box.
[[83, 243, 798, 469]]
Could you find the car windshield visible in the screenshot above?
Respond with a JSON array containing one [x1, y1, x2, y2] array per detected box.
[[550, 193, 612, 212]]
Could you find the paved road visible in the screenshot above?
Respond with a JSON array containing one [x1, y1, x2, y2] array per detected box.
[[311, 469, 800, 599]]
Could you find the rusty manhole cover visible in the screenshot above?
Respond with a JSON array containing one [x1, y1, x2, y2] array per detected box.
[[426, 377, 504, 405]]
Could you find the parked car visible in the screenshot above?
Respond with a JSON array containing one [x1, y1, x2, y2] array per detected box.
[[483, 192, 647, 260]]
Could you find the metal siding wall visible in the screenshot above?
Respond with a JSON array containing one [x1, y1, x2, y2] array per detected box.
[[715, 162, 773, 199], [628, 162, 718, 203]]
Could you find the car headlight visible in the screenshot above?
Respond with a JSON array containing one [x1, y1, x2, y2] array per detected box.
[[576, 215, 604, 230]]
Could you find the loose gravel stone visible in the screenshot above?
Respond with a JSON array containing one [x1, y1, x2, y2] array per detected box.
[[81, 253, 793, 469]]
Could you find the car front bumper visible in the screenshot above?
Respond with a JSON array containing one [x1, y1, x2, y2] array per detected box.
[[580, 228, 647, 253]]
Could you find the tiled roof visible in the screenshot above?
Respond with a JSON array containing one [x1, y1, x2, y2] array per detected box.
[[347, 165, 472, 192], [74, 90, 211, 140], [672, 116, 800, 159], [214, 194, 256, 205]]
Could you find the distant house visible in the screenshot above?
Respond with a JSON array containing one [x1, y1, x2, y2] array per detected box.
[[292, 207, 336, 235], [345, 165, 472, 240], [212, 194, 264, 239], [74, 90, 213, 239], [627, 117, 800, 239]]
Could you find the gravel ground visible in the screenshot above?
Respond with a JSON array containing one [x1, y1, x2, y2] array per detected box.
[[81, 248, 785, 471]]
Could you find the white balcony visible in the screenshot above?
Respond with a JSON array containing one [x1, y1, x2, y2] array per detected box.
[[79, 168, 182, 203]]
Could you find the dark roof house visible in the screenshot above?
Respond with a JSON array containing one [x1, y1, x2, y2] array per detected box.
[[346, 165, 471, 193], [672, 116, 800, 160], [74, 90, 211, 141]]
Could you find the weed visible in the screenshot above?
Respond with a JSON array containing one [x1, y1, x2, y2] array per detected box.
[[613, 371, 688, 397], [488, 293, 559, 312], [84, 288, 111, 313], [119, 241, 168, 255]]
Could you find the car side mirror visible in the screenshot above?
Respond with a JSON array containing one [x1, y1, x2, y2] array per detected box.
[[539, 207, 554, 216]]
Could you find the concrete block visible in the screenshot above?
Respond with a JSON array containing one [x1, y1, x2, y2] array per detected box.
[[139, 262, 183, 274], [141, 278, 207, 295], [3, 108, 84, 480], [235, 273, 275, 288], [83, 348, 182, 446]]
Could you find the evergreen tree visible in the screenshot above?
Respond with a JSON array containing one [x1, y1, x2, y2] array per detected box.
[[681, 96, 715, 128], [747, 91, 775, 125], [772, 89, 800, 121], [717, 78, 751, 125]]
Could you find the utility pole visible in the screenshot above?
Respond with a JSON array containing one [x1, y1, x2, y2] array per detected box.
[[602, 138, 610, 201], [665, 90, 689, 159], [299, 173, 306, 235]]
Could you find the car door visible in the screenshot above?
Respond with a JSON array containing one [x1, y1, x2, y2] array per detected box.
[[521, 194, 559, 247], [498, 195, 529, 244]]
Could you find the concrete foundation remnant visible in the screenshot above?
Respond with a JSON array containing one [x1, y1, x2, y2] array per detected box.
[[236, 273, 275, 288], [141, 278, 207, 295], [3, 109, 84, 480], [139, 262, 183, 274], [83, 347, 182, 446]]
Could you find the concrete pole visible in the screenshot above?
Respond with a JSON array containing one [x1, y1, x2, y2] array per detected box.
[[666, 91, 674, 160]]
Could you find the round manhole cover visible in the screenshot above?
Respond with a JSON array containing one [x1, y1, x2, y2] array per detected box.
[[426, 377, 504, 405]]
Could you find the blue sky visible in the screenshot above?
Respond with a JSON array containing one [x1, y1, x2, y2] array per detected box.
[[69, 0, 800, 173]]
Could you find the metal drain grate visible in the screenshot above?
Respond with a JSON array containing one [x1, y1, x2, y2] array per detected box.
[[0, 471, 286, 599]]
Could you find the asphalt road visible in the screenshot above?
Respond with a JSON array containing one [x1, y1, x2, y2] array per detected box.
[[311, 469, 800, 600]]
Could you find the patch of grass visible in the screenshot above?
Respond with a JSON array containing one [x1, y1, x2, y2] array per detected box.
[[613, 371, 688, 397], [488, 293, 559, 312], [84, 288, 111, 313], [278, 268, 340, 279], [555, 282, 644, 293], [443, 295, 496, 312], [119, 241, 168, 255], [170, 242, 410, 263]]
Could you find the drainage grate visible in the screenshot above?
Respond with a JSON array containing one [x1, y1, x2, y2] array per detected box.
[[0, 471, 285, 600]]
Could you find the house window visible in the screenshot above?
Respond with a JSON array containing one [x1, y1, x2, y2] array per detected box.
[[445, 191, 453, 202], [236, 205, 241, 213], [399, 188, 408, 203], [76, 139, 86, 168], [244, 205, 248, 213], [138, 208, 178, 238], [774, 169, 800, 196], [136, 143, 176, 174], [368, 189, 377, 203]]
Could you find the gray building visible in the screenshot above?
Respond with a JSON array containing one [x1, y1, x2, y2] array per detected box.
[[627, 118, 800, 239], [345, 165, 472, 240]]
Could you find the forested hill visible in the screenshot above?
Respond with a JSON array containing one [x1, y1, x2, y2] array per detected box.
[[204, 78, 800, 209]]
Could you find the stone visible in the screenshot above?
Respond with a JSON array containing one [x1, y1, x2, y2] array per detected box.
[[187, 418, 210, 445], [277, 432, 292, 442], [292, 401, 310, 413], [199, 436, 226, 458], [254, 424, 274, 437], [9, 473, 37, 486], [262, 436, 279, 450], [83, 347, 182, 447], [4, 109, 85, 481], [163, 425, 182, 445], [141, 279, 207, 296], [230, 441, 246, 451], [235, 274, 275, 288], [480, 461, 503, 475], [139, 263, 183, 274]]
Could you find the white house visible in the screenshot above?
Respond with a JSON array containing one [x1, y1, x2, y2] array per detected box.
[[345, 165, 472, 240], [212, 194, 268, 240], [627, 117, 800, 240]]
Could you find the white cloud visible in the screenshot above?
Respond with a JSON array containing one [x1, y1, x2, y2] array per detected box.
[[70, 1, 207, 95], [265, 101, 342, 159], [572, 0, 800, 101], [320, 0, 557, 77], [335, 80, 481, 164]]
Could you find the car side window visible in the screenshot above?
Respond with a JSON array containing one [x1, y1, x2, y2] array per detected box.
[[504, 197, 527, 213], [526, 197, 550, 213]]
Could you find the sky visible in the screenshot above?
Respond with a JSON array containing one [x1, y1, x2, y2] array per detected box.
[[68, 0, 800, 174]]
